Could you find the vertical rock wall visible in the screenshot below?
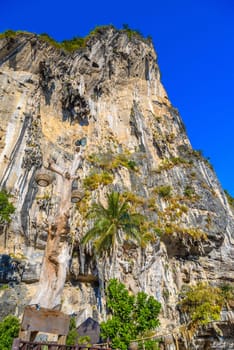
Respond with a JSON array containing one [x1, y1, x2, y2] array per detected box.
[[0, 28, 233, 349]]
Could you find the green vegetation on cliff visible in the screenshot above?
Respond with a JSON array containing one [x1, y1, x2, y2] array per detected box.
[[0, 24, 149, 53], [0, 315, 20, 350], [66, 317, 91, 346], [83, 171, 113, 190], [0, 190, 15, 224], [0, 30, 30, 39], [180, 282, 234, 327], [224, 189, 234, 208], [81, 191, 148, 256], [101, 279, 161, 350], [87, 152, 137, 171]]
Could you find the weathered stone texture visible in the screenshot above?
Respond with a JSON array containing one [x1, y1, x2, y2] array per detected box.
[[0, 27, 233, 348]]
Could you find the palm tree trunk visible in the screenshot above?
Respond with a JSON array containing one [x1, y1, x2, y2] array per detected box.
[[109, 243, 117, 278]]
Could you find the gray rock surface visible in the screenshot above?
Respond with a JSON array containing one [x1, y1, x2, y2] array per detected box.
[[0, 27, 233, 348]]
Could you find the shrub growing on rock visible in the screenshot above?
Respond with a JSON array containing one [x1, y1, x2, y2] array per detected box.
[[0, 315, 20, 350], [0, 190, 15, 224], [180, 283, 224, 326]]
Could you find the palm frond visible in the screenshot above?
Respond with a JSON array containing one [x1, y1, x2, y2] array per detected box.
[[81, 218, 110, 244], [140, 232, 157, 248], [107, 191, 120, 218], [86, 202, 108, 219], [81, 226, 100, 245], [118, 198, 130, 217], [124, 225, 142, 244], [94, 223, 116, 255], [82, 190, 151, 257]]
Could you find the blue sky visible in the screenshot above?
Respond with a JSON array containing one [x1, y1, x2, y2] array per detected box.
[[1, 0, 234, 195]]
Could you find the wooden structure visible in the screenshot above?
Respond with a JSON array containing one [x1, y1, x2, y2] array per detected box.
[[19, 305, 70, 344], [12, 339, 111, 350], [76, 274, 99, 283]]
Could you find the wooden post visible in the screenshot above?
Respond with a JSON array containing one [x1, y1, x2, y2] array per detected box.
[[58, 334, 67, 345], [19, 306, 70, 344], [29, 331, 39, 342]]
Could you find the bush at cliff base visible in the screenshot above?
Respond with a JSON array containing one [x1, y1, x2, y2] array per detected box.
[[100, 279, 161, 350], [0, 315, 20, 350]]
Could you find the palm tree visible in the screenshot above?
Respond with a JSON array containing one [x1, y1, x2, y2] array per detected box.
[[81, 191, 146, 262]]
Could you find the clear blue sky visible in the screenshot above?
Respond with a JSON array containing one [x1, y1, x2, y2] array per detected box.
[[1, 0, 234, 195]]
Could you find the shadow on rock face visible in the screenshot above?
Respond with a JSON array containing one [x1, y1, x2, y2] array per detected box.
[[0, 254, 25, 285]]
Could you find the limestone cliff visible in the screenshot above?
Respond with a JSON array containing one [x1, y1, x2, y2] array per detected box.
[[0, 27, 233, 349]]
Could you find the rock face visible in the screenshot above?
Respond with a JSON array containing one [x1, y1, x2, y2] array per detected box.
[[0, 27, 233, 348]]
